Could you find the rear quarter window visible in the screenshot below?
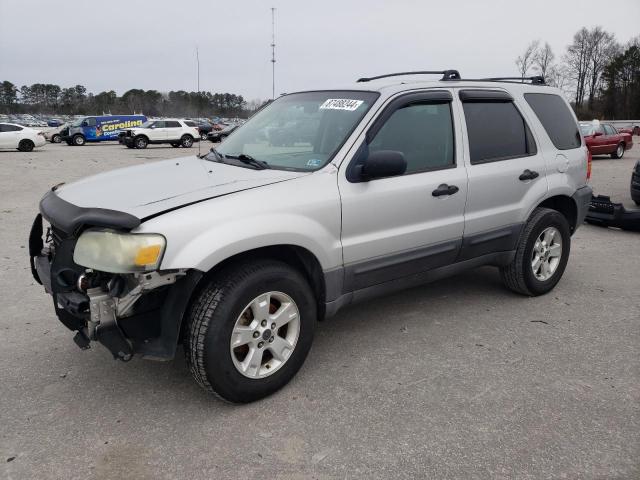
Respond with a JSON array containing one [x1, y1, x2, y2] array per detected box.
[[524, 93, 581, 150]]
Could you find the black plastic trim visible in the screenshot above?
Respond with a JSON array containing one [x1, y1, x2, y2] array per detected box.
[[39, 189, 140, 235], [457, 224, 523, 261], [343, 239, 462, 291], [459, 89, 513, 102]]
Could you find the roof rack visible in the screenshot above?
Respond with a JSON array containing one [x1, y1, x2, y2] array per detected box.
[[355, 70, 546, 86], [357, 70, 461, 82]]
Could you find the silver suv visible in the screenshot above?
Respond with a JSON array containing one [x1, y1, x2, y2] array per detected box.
[[30, 70, 592, 403]]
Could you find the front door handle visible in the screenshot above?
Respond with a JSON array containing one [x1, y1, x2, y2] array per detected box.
[[432, 184, 459, 197], [519, 169, 539, 181]]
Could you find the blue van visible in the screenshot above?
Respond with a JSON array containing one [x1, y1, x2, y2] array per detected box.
[[63, 115, 147, 146]]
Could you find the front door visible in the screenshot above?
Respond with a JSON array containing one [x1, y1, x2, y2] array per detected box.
[[338, 90, 467, 291]]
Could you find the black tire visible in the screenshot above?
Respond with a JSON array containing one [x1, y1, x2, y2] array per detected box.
[[134, 136, 148, 149], [200, 132, 208, 141], [500, 207, 571, 296], [51, 134, 61, 143], [611, 143, 625, 159], [170, 142, 180, 148], [17, 139, 34, 152], [181, 135, 194, 148], [72, 134, 85, 146], [183, 259, 316, 403]]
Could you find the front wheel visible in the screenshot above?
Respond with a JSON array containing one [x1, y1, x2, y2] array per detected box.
[[200, 132, 208, 140], [611, 143, 625, 159], [51, 134, 61, 143], [17, 139, 35, 152], [72, 134, 85, 146], [184, 259, 316, 403], [134, 136, 148, 149], [500, 208, 571, 296]]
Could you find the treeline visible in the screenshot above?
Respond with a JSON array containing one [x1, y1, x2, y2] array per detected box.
[[0, 82, 265, 118], [516, 27, 640, 120]]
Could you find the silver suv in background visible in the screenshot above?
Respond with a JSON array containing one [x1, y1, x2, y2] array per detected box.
[[30, 70, 592, 403]]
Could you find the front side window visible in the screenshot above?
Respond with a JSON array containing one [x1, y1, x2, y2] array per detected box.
[[86, 118, 97, 127], [368, 102, 454, 174], [524, 93, 581, 150], [462, 101, 536, 164], [210, 90, 379, 171], [603, 125, 616, 135]]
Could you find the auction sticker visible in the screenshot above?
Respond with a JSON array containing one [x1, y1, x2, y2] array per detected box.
[[320, 99, 364, 111]]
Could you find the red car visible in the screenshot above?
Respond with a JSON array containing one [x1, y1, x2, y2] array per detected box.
[[580, 122, 633, 159]]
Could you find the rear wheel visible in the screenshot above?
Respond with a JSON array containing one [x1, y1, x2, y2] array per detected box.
[[181, 135, 194, 148], [72, 134, 85, 146], [184, 259, 316, 403], [51, 134, 61, 143], [611, 143, 625, 159], [17, 139, 34, 152], [134, 136, 148, 149], [500, 208, 571, 296]]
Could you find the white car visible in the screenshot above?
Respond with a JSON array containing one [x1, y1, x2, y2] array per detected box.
[[0, 123, 46, 151], [121, 119, 200, 149]]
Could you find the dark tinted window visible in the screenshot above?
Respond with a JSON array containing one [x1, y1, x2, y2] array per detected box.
[[524, 93, 581, 150], [85, 117, 97, 126], [462, 101, 536, 164], [184, 121, 197, 127], [369, 102, 455, 173], [603, 124, 616, 135], [165, 121, 181, 128], [0, 124, 22, 132]]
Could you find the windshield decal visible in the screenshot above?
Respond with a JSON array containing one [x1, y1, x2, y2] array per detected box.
[[319, 99, 364, 111]]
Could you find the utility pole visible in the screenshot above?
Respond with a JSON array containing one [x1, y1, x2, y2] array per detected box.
[[271, 7, 276, 100]]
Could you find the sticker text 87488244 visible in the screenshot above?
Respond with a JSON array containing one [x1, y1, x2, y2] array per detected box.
[[319, 99, 364, 111]]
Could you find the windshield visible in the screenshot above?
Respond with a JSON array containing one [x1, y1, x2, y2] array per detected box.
[[210, 90, 379, 171]]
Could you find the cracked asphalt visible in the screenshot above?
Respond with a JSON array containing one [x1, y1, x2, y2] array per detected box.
[[1, 141, 638, 479]]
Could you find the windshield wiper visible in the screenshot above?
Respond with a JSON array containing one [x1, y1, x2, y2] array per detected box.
[[202, 147, 225, 161], [224, 153, 270, 170]]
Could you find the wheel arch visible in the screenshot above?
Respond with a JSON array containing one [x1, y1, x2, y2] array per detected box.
[[536, 194, 578, 234]]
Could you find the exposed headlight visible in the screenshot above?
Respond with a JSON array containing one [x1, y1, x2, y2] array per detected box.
[[73, 229, 166, 273]]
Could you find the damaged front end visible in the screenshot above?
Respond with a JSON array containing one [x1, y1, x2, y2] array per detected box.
[[29, 190, 202, 361]]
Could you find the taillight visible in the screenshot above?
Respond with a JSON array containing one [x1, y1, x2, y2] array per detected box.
[[586, 149, 592, 181]]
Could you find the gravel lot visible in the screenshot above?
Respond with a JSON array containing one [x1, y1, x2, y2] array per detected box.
[[1, 141, 638, 479]]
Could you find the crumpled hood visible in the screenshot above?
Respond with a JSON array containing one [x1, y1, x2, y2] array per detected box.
[[55, 155, 307, 219]]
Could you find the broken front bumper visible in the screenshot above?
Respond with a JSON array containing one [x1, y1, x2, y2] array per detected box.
[[29, 209, 202, 361]]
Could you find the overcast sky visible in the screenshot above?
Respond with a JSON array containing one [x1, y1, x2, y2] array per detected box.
[[1, 0, 639, 101]]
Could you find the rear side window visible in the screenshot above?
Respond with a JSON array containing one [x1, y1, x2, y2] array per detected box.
[[524, 93, 581, 150], [0, 124, 22, 132], [369, 102, 455, 174], [165, 121, 181, 128], [184, 121, 197, 127], [462, 101, 536, 164]]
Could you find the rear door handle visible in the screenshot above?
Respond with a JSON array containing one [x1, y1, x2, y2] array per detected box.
[[432, 184, 459, 197], [519, 169, 539, 181]]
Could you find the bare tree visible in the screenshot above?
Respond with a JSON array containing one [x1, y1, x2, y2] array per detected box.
[[534, 42, 555, 78], [586, 27, 618, 110], [515, 40, 540, 78], [564, 28, 592, 108]]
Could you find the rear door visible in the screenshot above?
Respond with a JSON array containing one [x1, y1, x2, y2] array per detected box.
[[457, 89, 547, 259], [164, 120, 182, 140], [338, 90, 468, 291]]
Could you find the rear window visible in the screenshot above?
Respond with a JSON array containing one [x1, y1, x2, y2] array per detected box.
[[462, 101, 537, 164], [524, 93, 581, 150]]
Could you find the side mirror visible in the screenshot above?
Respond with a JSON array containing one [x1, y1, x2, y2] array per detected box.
[[360, 150, 407, 180], [593, 131, 603, 137]]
